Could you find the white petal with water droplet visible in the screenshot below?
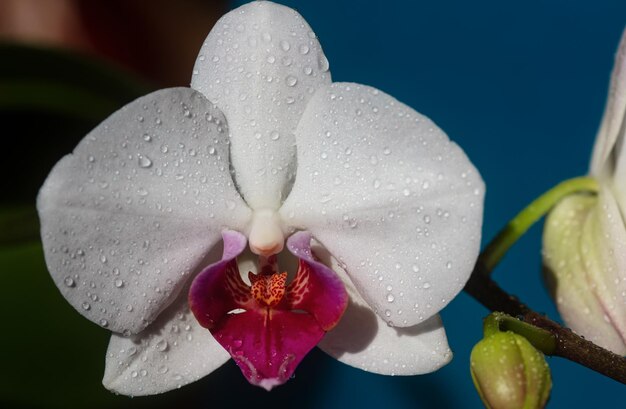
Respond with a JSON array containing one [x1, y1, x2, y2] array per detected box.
[[103, 288, 229, 395], [38, 88, 251, 334], [543, 189, 626, 354], [317, 252, 451, 374], [281, 83, 484, 327], [191, 1, 331, 209]]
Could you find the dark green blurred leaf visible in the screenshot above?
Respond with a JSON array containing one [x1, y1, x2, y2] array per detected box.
[[0, 205, 40, 246], [0, 43, 155, 205], [0, 243, 127, 408], [0, 42, 152, 103], [0, 80, 131, 122]]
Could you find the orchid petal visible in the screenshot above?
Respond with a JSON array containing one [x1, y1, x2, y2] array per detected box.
[[281, 83, 484, 327], [188, 230, 251, 329], [212, 309, 325, 391], [591, 30, 626, 177], [37, 88, 251, 335], [582, 186, 626, 351], [315, 247, 451, 374], [191, 1, 331, 209], [285, 231, 348, 330], [103, 288, 229, 396], [543, 191, 626, 354]]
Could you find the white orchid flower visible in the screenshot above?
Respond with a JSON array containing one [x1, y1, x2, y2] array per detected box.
[[543, 30, 626, 355], [37, 1, 484, 395]]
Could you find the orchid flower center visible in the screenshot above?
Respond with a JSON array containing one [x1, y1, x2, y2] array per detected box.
[[249, 256, 287, 307]]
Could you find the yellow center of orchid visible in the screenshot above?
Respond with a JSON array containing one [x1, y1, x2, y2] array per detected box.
[[249, 271, 287, 307]]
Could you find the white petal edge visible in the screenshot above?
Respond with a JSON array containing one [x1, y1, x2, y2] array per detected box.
[[582, 185, 626, 351], [191, 1, 331, 209], [281, 83, 484, 327], [37, 88, 251, 334], [591, 30, 626, 178], [543, 192, 626, 354], [315, 244, 452, 375], [103, 281, 230, 396]]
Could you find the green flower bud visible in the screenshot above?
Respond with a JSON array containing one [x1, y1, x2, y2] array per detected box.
[[470, 331, 551, 409]]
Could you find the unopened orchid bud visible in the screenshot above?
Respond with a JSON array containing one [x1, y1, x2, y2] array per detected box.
[[470, 331, 551, 409]]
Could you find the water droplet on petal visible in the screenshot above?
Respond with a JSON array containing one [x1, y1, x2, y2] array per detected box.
[[155, 339, 169, 352], [64, 277, 76, 287], [138, 155, 153, 168], [286, 75, 298, 87]]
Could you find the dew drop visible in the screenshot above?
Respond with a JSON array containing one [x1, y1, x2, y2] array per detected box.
[[318, 55, 330, 72], [114, 278, 124, 288], [138, 155, 153, 168], [270, 131, 280, 141], [99, 318, 109, 327], [422, 282, 431, 289], [386, 294, 395, 303], [64, 277, 76, 287], [299, 44, 310, 54], [82, 302, 91, 310], [280, 40, 290, 51], [285, 75, 298, 87], [155, 339, 169, 352]]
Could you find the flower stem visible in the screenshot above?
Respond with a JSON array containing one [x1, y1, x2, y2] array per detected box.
[[464, 176, 626, 384], [483, 312, 556, 355], [465, 272, 626, 384], [480, 176, 598, 273]]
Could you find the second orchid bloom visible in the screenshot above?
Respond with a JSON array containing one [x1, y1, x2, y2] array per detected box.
[[543, 31, 626, 355]]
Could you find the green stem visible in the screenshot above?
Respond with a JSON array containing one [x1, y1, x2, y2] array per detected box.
[[483, 312, 556, 355], [480, 176, 599, 273]]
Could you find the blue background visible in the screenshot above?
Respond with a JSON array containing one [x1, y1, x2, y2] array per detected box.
[[227, 0, 626, 407]]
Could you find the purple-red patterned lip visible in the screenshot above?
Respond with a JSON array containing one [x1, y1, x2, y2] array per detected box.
[[188, 230, 348, 390]]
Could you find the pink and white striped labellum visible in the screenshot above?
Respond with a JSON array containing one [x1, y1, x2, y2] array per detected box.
[[37, 1, 484, 395]]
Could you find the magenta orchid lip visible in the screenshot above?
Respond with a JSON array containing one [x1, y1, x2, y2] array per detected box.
[[189, 230, 348, 389]]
